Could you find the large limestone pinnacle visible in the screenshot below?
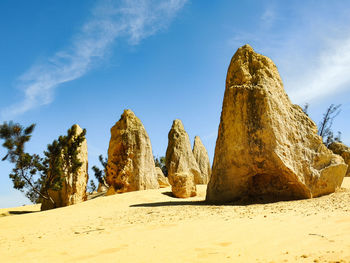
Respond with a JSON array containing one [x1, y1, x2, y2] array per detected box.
[[165, 119, 200, 197], [106, 109, 159, 194], [192, 136, 211, 184], [206, 44, 347, 203]]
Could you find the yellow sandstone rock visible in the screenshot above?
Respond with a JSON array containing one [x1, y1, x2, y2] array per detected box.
[[106, 109, 159, 194], [329, 142, 350, 177], [166, 119, 199, 197], [192, 136, 211, 184], [156, 167, 170, 188], [97, 183, 108, 193], [206, 45, 347, 203]]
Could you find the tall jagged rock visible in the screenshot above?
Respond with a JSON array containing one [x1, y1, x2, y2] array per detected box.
[[329, 142, 350, 177], [192, 136, 211, 184], [105, 109, 159, 194], [165, 120, 199, 197], [41, 124, 88, 210], [206, 44, 347, 203]]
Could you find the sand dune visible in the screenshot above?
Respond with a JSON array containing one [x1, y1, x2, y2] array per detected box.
[[0, 179, 349, 262]]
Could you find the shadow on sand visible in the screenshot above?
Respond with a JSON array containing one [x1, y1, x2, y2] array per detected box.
[[161, 191, 176, 198], [130, 200, 207, 207], [130, 194, 301, 208], [8, 210, 38, 215]]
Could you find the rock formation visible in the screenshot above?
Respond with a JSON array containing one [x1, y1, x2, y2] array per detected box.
[[206, 44, 347, 203], [105, 109, 159, 194], [97, 174, 109, 193], [41, 124, 88, 210], [329, 142, 350, 177], [165, 119, 199, 197], [167, 172, 196, 198], [97, 183, 108, 193], [192, 136, 211, 184], [156, 167, 170, 188]]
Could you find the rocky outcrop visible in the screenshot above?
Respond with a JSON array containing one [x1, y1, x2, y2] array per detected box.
[[97, 183, 108, 193], [329, 142, 350, 177], [105, 110, 159, 194], [41, 124, 88, 210], [192, 136, 211, 184], [168, 172, 197, 198], [165, 119, 199, 197], [206, 44, 347, 203], [156, 167, 170, 188]]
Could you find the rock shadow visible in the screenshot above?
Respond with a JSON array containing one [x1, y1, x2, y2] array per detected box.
[[130, 195, 302, 208], [161, 191, 175, 198], [87, 191, 106, 200], [8, 210, 38, 215], [130, 200, 207, 207]]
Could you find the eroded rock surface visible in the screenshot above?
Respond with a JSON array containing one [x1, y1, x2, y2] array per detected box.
[[156, 167, 170, 188], [329, 142, 350, 177], [97, 183, 108, 193], [41, 124, 88, 210], [168, 172, 196, 198], [105, 110, 159, 194], [192, 136, 211, 184], [166, 119, 199, 197], [206, 44, 347, 203]]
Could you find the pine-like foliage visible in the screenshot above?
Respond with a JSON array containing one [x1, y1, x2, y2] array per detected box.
[[91, 154, 108, 188], [318, 104, 342, 146], [0, 122, 86, 206], [87, 179, 97, 192], [39, 125, 86, 205], [302, 103, 309, 116], [154, 156, 167, 176], [0, 122, 45, 203]]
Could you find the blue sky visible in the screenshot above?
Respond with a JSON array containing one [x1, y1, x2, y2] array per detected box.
[[1, 0, 350, 208]]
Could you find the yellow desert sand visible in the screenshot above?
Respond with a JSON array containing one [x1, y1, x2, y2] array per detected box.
[[0, 178, 349, 263]]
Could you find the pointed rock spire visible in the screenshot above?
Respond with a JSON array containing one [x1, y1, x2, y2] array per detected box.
[[192, 136, 211, 184], [105, 109, 159, 194], [206, 45, 347, 203], [165, 119, 199, 197]]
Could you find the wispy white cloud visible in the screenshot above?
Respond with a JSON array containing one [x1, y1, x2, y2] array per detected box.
[[260, 7, 276, 29], [201, 131, 217, 141], [289, 37, 350, 103], [227, 2, 350, 105], [2, 0, 187, 118]]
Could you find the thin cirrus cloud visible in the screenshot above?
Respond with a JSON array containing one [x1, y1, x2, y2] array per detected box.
[[260, 7, 276, 29], [270, 4, 350, 104], [228, 3, 350, 105], [2, 0, 188, 118], [288, 37, 350, 104]]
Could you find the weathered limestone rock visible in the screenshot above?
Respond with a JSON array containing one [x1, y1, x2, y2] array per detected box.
[[329, 142, 350, 177], [168, 172, 196, 198], [165, 119, 199, 197], [97, 183, 108, 193], [105, 109, 159, 194], [156, 167, 170, 188], [41, 124, 88, 210], [192, 136, 211, 184], [206, 44, 347, 203]]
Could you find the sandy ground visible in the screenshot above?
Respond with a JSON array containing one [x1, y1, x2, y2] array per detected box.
[[0, 179, 350, 263]]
